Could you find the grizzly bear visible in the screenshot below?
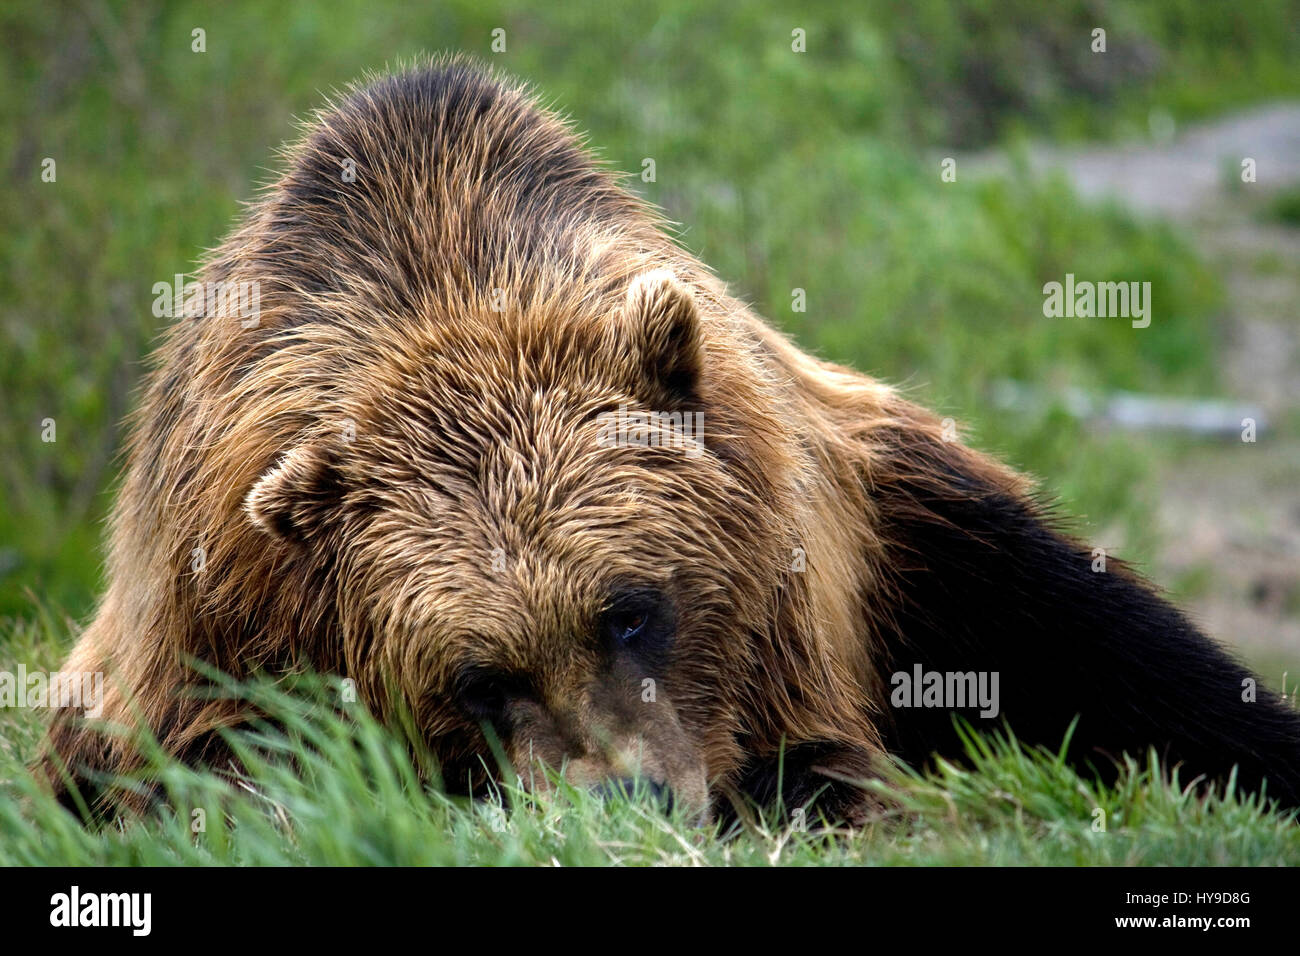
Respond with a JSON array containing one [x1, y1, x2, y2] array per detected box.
[[41, 56, 1300, 823]]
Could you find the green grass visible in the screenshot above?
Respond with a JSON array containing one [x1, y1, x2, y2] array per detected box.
[[4, 0, 1300, 864], [3, 653, 1296, 867], [876, 0, 1300, 146]]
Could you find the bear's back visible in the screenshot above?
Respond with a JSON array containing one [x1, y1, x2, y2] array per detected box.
[[215, 60, 667, 339]]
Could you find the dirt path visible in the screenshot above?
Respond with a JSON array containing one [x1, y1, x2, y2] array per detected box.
[[984, 105, 1300, 675]]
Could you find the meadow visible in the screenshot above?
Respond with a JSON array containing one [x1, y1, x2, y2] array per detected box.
[[3, 0, 1299, 864]]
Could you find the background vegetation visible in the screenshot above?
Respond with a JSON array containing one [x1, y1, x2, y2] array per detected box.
[[3, 0, 1299, 864]]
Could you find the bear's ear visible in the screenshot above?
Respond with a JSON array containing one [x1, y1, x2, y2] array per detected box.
[[245, 443, 342, 543], [620, 269, 702, 402]]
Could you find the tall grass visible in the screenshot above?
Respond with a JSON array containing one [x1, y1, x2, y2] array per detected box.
[[3, 667, 1296, 866]]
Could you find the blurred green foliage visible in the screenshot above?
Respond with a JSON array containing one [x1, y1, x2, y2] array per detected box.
[[2, 0, 1298, 618]]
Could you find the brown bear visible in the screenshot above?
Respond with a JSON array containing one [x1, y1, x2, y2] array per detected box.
[[41, 56, 1300, 823]]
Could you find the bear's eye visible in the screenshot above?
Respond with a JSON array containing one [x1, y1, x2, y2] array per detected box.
[[611, 611, 647, 643], [601, 588, 671, 652]]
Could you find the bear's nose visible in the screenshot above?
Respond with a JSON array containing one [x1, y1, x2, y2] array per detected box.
[[593, 776, 675, 812]]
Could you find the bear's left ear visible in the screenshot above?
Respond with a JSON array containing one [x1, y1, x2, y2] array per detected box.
[[245, 442, 343, 544], [620, 269, 702, 402]]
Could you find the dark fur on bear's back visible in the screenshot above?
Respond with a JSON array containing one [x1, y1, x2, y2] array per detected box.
[[870, 432, 1300, 801], [40, 56, 1300, 822]]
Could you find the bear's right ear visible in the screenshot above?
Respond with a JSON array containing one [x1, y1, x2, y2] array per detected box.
[[245, 443, 342, 543], [619, 269, 703, 403]]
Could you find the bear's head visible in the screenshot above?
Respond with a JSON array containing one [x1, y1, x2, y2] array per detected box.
[[242, 268, 825, 818]]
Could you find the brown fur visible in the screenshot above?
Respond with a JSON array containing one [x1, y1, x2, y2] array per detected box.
[[40, 56, 1297, 823]]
